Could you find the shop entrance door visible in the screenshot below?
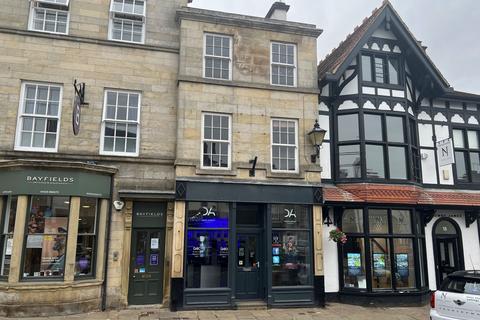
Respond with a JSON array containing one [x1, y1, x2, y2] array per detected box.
[[235, 233, 264, 299], [128, 229, 165, 305], [436, 238, 461, 283]]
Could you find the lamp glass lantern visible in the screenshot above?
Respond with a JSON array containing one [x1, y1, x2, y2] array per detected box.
[[308, 120, 327, 163]]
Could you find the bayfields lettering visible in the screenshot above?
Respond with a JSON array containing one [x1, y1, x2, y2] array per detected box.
[[26, 176, 75, 184]]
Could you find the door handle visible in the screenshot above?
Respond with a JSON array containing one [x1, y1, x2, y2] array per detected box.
[[133, 275, 136, 279], [256, 262, 260, 268]]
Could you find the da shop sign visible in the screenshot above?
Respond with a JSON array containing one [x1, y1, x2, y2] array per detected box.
[[0, 169, 111, 197]]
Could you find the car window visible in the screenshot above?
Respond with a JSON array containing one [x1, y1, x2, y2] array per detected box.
[[442, 277, 480, 295]]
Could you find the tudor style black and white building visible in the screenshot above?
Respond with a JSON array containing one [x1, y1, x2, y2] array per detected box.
[[318, 1, 480, 305]]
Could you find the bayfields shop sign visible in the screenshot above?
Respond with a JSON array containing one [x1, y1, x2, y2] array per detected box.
[[0, 169, 111, 197]]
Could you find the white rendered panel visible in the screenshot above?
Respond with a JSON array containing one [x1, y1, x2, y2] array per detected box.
[[421, 149, 437, 184], [419, 123, 434, 147], [362, 87, 376, 95], [320, 142, 331, 180]]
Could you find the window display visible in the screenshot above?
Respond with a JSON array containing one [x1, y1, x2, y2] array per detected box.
[[342, 238, 366, 289], [23, 196, 70, 278], [75, 198, 97, 277], [271, 205, 312, 287], [1, 196, 17, 277], [186, 202, 229, 288]]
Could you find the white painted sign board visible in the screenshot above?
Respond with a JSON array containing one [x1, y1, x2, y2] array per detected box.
[[436, 138, 454, 167]]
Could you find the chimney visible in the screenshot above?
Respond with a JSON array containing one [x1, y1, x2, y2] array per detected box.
[[266, 1, 290, 21]]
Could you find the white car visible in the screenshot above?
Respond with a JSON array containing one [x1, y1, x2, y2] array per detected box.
[[430, 271, 480, 320]]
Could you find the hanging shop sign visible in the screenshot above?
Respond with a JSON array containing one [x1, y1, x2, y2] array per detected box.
[[436, 138, 455, 167], [72, 80, 88, 136], [0, 169, 111, 197]]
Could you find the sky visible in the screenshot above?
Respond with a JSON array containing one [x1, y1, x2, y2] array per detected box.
[[190, 0, 480, 94]]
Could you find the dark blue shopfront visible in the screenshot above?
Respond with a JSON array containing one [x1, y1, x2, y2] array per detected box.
[[172, 180, 324, 309]]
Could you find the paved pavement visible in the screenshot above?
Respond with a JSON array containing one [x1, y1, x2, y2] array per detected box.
[[1, 303, 430, 320]]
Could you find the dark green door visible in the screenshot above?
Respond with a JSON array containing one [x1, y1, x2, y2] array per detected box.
[[235, 233, 264, 299], [128, 229, 165, 305]]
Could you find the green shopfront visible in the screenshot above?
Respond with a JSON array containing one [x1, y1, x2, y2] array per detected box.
[[0, 160, 115, 316]]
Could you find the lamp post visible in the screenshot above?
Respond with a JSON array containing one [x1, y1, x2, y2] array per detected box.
[[308, 120, 327, 163]]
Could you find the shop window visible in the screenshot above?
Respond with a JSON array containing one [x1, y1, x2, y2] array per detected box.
[[23, 196, 70, 279], [340, 208, 424, 292], [186, 202, 229, 288], [15, 82, 62, 152], [101, 90, 141, 156], [29, 0, 70, 35], [342, 238, 367, 289], [1, 197, 17, 277], [453, 129, 480, 183], [202, 113, 231, 169], [109, 0, 146, 43], [271, 205, 312, 287], [204, 34, 232, 80], [271, 42, 296, 87], [271, 119, 298, 172], [75, 198, 98, 278], [366, 145, 385, 179]]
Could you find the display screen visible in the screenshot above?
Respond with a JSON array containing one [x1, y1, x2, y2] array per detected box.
[[347, 253, 362, 276]]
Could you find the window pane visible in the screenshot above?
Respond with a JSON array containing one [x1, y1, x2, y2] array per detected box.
[[271, 205, 310, 229], [371, 238, 392, 290], [441, 277, 480, 295], [393, 238, 416, 288], [338, 114, 359, 141], [1, 197, 17, 277], [453, 130, 465, 148], [470, 153, 480, 183], [187, 202, 229, 229], [388, 58, 400, 85], [369, 209, 388, 234], [271, 230, 311, 286], [342, 238, 367, 289], [342, 209, 363, 233], [338, 145, 361, 178], [78, 198, 97, 234], [418, 240, 426, 287], [386, 116, 404, 143], [75, 235, 94, 277], [455, 151, 468, 181], [366, 144, 385, 179], [392, 210, 411, 234], [374, 57, 385, 83], [364, 114, 382, 141], [388, 146, 407, 179], [434, 220, 458, 235], [361, 55, 372, 82], [24, 196, 70, 278], [468, 131, 479, 149]]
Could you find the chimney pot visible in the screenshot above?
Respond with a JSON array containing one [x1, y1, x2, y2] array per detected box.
[[266, 1, 290, 21]]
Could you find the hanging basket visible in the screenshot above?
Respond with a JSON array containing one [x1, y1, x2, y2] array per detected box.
[[329, 228, 347, 244]]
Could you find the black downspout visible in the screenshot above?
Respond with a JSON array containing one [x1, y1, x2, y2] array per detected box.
[[101, 175, 115, 311]]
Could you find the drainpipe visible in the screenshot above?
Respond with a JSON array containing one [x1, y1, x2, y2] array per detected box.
[[101, 175, 114, 311]]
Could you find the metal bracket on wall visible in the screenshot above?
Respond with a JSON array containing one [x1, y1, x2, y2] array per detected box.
[[465, 211, 479, 228], [249, 156, 258, 177]]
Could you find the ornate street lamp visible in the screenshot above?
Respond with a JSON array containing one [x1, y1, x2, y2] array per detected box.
[[308, 120, 327, 163]]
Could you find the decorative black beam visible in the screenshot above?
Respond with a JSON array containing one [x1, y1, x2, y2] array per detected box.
[[419, 208, 436, 227], [322, 207, 333, 226], [465, 210, 479, 228]]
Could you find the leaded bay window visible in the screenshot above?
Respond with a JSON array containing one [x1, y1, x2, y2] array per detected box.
[[101, 90, 141, 156], [75, 198, 98, 277], [15, 83, 62, 152], [29, 0, 70, 34], [1, 197, 17, 277], [202, 113, 231, 169], [340, 208, 425, 292], [204, 34, 232, 80], [361, 54, 401, 86], [109, 0, 146, 43], [453, 129, 480, 183], [186, 202, 229, 288], [271, 119, 298, 172], [23, 196, 70, 279], [337, 113, 361, 179], [271, 42, 296, 87]]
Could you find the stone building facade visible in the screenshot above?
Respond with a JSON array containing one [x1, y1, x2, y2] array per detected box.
[[0, 0, 323, 316]]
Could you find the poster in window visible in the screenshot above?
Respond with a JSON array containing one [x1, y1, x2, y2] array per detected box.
[[283, 234, 298, 269], [396, 253, 409, 277], [373, 253, 387, 277], [40, 217, 68, 275], [5, 238, 13, 255], [150, 254, 159, 266], [151, 238, 159, 250], [347, 253, 362, 276]]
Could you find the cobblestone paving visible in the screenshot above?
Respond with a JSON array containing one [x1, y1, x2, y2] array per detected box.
[[2, 303, 430, 320]]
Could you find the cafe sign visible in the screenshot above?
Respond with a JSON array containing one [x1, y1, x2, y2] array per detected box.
[[0, 169, 111, 198]]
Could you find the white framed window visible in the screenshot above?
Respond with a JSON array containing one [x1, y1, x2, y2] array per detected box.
[[204, 33, 232, 81], [271, 119, 298, 172], [201, 113, 231, 169], [15, 82, 63, 152], [28, 0, 70, 35], [271, 42, 297, 87], [100, 90, 141, 156], [109, 0, 146, 44]]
